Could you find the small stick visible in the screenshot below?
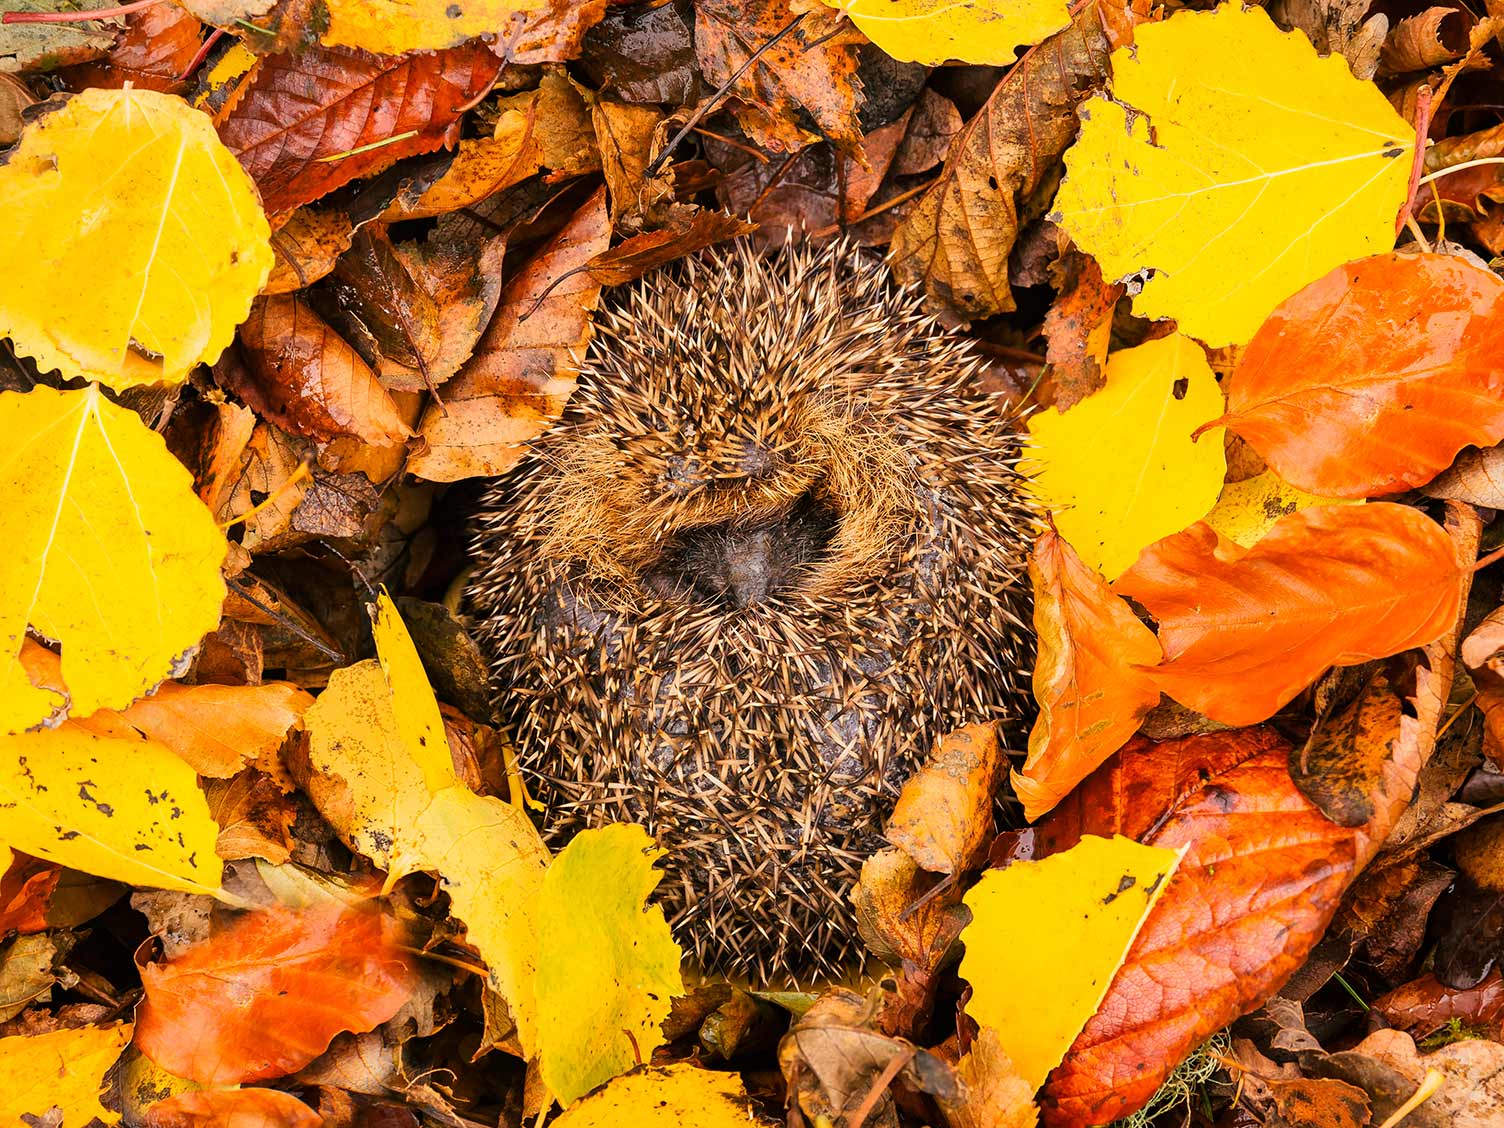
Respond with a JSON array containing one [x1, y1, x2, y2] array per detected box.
[[3, 0, 160, 23]]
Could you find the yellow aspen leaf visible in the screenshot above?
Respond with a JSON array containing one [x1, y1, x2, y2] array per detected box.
[[300, 660, 447, 878], [0, 724, 223, 896], [321, 0, 543, 55], [1023, 333, 1225, 580], [551, 1063, 768, 1126], [819, 0, 1069, 65], [1204, 471, 1358, 548], [537, 824, 684, 1106], [960, 835, 1184, 1092], [372, 591, 453, 795], [411, 785, 549, 1056], [1052, 5, 1412, 347], [0, 386, 228, 735], [0, 1023, 133, 1126], [0, 88, 272, 389]]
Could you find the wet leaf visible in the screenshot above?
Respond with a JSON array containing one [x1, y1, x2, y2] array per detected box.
[[822, 0, 1070, 65], [1214, 254, 1504, 497], [551, 1062, 767, 1126], [1115, 504, 1465, 726], [0, 1022, 132, 1126], [143, 1087, 323, 1128], [61, 4, 204, 94], [0, 88, 271, 388], [885, 723, 1005, 875], [320, 0, 543, 54], [1054, 4, 1413, 345], [136, 903, 416, 1084], [1, 386, 227, 733], [1025, 333, 1226, 579]]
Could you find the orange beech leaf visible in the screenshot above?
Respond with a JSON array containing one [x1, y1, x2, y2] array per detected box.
[[1014, 529, 1161, 823], [1213, 253, 1504, 497], [144, 1088, 322, 1128], [136, 904, 415, 1085], [1028, 728, 1360, 1126], [1114, 504, 1464, 727], [217, 43, 504, 216], [113, 682, 314, 778], [60, 5, 204, 95], [0, 852, 59, 934]]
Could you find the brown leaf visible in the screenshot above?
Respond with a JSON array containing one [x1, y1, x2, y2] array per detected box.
[[1373, 969, 1504, 1041], [889, 6, 1110, 319], [264, 207, 357, 296], [205, 770, 298, 865], [494, 0, 610, 64], [229, 296, 413, 447], [59, 4, 203, 95], [380, 105, 543, 223], [408, 187, 610, 482], [217, 42, 503, 216], [593, 98, 671, 226], [1426, 442, 1504, 508], [1041, 251, 1121, 410], [935, 1027, 1039, 1128], [0, 854, 58, 936], [1346, 1028, 1504, 1128], [1380, 8, 1470, 75], [695, 0, 865, 157], [1015, 529, 1161, 822], [1269, 0, 1388, 80], [136, 904, 416, 1085], [582, 210, 757, 286], [1114, 505, 1466, 727], [1035, 727, 1361, 1125], [107, 681, 312, 778], [885, 724, 1005, 876], [1291, 665, 1409, 827], [144, 1087, 323, 1128]]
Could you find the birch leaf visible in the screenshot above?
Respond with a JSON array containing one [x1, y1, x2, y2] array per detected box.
[[0, 1023, 133, 1126], [821, 0, 1070, 65]]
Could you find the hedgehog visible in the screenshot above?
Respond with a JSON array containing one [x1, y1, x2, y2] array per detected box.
[[468, 238, 1035, 982]]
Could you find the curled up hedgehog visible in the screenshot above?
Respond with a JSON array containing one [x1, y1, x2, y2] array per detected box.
[[468, 238, 1035, 982]]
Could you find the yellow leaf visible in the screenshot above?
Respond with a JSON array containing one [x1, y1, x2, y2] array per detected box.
[[1204, 471, 1358, 548], [0, 386, 227, 735], [0, 1023, 133, 1126], [1024, 334, 1225, 579], [0, 88, 271, 389], [411, 785, 549, 1055], [372, 591, 453, 795], [300, 660, 446, 878], [960, 835, 1183, 1092], [1052, 5, 1412, 346], [551, 1062, 767, 1127], [537, 824, 684, 1106], [321, 0, 542, 54], [820, 0, 1069, 65], [0, 724, 223, 896]]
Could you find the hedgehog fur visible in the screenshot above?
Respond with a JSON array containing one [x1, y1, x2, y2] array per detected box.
[[468, 238, 1035, 983]]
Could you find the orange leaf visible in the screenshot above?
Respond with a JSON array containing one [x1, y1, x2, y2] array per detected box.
[[144, 1088, 322, 1128], [1215, 253, 1504, 497], [1114, 504, 1465, 726], [113, 682, 313, 778], [1014, 529, 1162, 822], [1030, 728, 1359, 1125], [136, 904, 415, 1084]]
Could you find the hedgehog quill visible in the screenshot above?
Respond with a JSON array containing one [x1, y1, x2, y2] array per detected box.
[[469, 239, 1035, 982]]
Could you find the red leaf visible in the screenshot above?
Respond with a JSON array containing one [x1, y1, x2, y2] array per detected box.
[[1114, 504, 1465, 726], [144, 1088, 322, 1128], [1214, 253, 1504, 497], [1013, 529, 1161, 822], [136, 904, 415, 1084], [1032, 728, 1360, 1126], [217, 43, 503, 216], [60, 5, 204, 95], [0, 852, 59, 934]]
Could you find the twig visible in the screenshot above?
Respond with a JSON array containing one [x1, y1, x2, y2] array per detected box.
[[3, 0, 159, 23], [846, 1047, 915, 1128]]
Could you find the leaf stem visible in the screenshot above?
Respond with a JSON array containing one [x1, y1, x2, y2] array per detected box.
[[2, 0, 160, 24], [1417, 155, 1504, 186]]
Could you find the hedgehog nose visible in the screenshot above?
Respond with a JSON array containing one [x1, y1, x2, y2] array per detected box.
[[721, 528, 778, 608]]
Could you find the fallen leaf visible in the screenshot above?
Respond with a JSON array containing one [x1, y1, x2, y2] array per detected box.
[[1033, 728, 1361, 1125], [495, 0, 611, 64], [1024, 332, 1226, 579], [0, 386, 227, 734], [962, 834, 1182, 1091], [408, 187, 610, 482], [263, 207, 358, 295], [694, 0, 864, 156], [0, 932, 73, 1024], [1373, 970, 1504, 1041], [60, 4, 204, 94], [229, 295, 413, 447], [0, 722, 224, 896], [936, 1026, 1038, 1128], [144, 1087, 323, 1128], [217, 42, 504, 216], [0, 87, 272, 388], [205, 771, 298, 864], [1380, 8, 1468, 75], [581, 211, 758, 286], [822, 0, 1070, 65], [0, 0, 123, 72], [0, 1022, 132, 1126], [1269, 0, 1388, 81], [889, 5, 1110, 319], [536, 823, 683, 1105], [1213, 253, 1504, 497], [550, 1062, 766, 1126], [1348, 1028, 1503, 1128], [1427, 442, 1504, 507], [321, 0, 543, 54], [885, 723, 1005, 875], [1015, 528, 1162, 822], [136, 903, 416, 1085], [1203, 471, 1355, 548], [1290, 665, 1407, 828], [1053, 4, 1413, 345], [114, 681, 313, 778], [1040, 251, 1121, 410], [1114, 504, 1465, 726], [381, 104, 543, 222], [0, 851, 60, 935]]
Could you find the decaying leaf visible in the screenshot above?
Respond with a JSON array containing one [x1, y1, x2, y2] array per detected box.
[[884, 723, 1005, 875], [1025, 333, 1226, 579], [0, 1022, 132, 1126], [0, 386, 227, 734], [0, 87, 271, 388], [320, 0, 543, 54], [550, 1062, 767, 1126], [1054, 5, 1413, 345], [143, 1087, 322, 1128]]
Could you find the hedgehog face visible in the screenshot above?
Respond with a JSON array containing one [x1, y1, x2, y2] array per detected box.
[[469, 239, 1034, 982]]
